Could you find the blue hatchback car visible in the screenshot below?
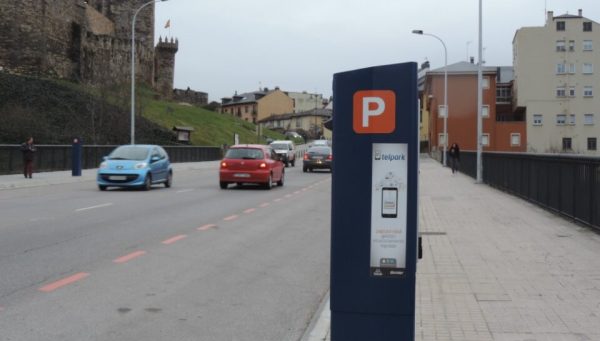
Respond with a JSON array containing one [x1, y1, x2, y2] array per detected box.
[[97, 145, 172, 191]]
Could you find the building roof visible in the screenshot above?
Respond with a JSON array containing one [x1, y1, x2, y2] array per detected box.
[[428, 61, 497, 75], [257, 108, 332, 123]]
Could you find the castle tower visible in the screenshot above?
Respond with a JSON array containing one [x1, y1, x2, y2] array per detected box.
[[154, 37, 178, 98]]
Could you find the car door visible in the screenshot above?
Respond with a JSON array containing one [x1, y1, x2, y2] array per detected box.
[[149, 147, 165, 181], [269, 148, 283, 180]]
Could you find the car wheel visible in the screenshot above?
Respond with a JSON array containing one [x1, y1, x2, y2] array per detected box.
[[98, 185, 107, 191], [277, 171, 284, 187], [220, 181, 228, 189], [143, 174, 152, 191], [264, 174, 272, 190], [164, 171, 172, 188]]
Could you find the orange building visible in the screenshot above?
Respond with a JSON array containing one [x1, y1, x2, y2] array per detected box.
[[423, 61, 526, 160]]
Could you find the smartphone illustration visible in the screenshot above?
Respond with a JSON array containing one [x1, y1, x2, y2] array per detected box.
[[381, 187, 398, 218]]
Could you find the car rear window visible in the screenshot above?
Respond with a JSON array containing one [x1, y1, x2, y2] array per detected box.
[[270, 143, 289, 150], [225, 148, 264, 159], [308, 147, 331, 154], [109, 146, 149, 161]]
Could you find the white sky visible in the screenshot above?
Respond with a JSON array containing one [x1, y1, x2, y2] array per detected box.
[[154, 0, 600, 102]]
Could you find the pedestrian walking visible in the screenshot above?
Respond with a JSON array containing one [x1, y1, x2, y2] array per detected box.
[[449, 143, 460, 174], [20, 137, 36, 178]]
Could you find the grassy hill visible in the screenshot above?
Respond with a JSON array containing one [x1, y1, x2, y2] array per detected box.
[[0, 72, 284, 146]]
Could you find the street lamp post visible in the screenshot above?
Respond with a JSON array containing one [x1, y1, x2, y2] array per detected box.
[[476, 0, 483, 183], [412, 30, 448, 166], [131, 0, 169, 145]]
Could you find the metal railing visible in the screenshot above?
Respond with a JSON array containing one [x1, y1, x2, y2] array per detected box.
[[457, 151, 600, 230], [0, 145, 222, 175]]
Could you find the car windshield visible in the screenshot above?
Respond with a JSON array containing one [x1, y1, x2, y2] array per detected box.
[[108, 146, 149, 161], [308, 147, 331, 155], [225, 148, 264, 159], [313, 140, 328, 146], [270, 143, 289, 150]]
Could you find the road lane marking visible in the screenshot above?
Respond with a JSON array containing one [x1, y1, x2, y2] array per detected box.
[[223, 215, 239, 221], [75, 203, 113, 212], [273, 198, 282, 202], [284, 194, 293, 198], [197, 224, 217, 231], [259, 203, 270, 207], [38, 272, 90, 292], [176, 189, 194, 193], [113, 251, 146, 264], [294, 191, 301, 195], [243, 208, 256, 214], [161, 234, 187, 245]]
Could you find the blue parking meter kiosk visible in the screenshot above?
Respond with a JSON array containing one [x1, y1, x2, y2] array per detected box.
[[331, 62, 418, 340]]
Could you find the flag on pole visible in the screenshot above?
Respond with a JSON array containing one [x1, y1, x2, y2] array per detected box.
[[164, 19, 171, 29]]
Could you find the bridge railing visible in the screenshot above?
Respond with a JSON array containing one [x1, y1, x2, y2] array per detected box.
[[0, 145, 222, 175]]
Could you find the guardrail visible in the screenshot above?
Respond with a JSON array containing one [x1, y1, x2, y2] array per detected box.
[[0, 145, 222, 175], [458, 151, 600, 231]]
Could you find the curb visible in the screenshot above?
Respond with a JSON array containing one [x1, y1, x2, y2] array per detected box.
[[300, 292, 330, 341]]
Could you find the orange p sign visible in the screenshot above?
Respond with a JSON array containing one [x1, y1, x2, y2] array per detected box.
[[353, 90, 396, 134]]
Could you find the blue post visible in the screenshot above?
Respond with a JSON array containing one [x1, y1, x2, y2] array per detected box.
[[330, 62, 419, 340], [72, 137, 82, 176]]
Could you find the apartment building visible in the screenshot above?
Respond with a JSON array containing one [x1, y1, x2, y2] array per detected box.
[[257, 108, 332, 140], [220, 88, 293, 123], [284, 91, 326, 113], [514, 10, 599, 155], [424, 61, 526, 161]]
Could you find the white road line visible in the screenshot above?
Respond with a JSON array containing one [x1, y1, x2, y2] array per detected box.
[[176, 189, 194, 193], [75, 203, 113, 212]]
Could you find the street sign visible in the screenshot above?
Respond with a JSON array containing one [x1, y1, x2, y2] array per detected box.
[[331, 62, 418, 340]]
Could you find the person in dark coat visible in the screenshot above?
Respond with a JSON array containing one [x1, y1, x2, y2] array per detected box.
[[20, 137, 36, 178], [449, 143, 460, 174]]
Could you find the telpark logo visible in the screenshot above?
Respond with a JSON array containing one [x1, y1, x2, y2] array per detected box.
[[353, 90, 395, 134]]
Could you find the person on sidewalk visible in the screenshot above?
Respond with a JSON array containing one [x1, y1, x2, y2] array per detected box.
[[20, 137, 37, 178], [449, 142, 460, 174]]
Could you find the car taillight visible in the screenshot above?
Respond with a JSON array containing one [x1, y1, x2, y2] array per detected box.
[[303, 153, 309, 160], [327, 154, 333, 160], [221, 161, 227, 168], [259, 162, 267, 168]]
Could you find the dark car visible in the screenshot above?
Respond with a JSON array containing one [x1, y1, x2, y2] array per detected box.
[[302, 146, 332, 172], [219, 144, 285, 189]]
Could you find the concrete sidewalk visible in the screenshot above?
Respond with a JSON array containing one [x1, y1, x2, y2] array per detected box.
[[306, 156, 600, 340]]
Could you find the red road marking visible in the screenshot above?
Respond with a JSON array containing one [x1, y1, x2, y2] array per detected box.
[[113, 250, 146, 264], [294, 191, 301, 195], [243, 208, 256, 214], [38, 272, 89, 292], [197, 224, 217, 231], [273, 198, 282, 202], [161, 234, 187, 245], [223, 215, 238, 221], [284, 194, 293, 198], [259, 203, 270, 207]]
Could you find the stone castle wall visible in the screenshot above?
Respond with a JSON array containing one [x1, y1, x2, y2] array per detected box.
[[155, 38, 178, 98]]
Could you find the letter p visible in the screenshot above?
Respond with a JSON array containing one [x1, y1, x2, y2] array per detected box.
[[362, 97, 385, 127]]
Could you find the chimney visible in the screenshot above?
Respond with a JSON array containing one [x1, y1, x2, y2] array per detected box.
[[547, 11, 553, 25], [578, 9, 582, 17], [470, 56, 475, 64]]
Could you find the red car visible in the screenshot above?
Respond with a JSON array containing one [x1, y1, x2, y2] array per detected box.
[[219, 144, 285, 189]]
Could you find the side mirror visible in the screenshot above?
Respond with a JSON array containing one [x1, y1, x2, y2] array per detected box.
[[150, 156, 160, 163]]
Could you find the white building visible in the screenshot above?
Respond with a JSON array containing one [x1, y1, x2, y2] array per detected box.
[[284, 91, 326, 113], [514, 9, 599, 155]]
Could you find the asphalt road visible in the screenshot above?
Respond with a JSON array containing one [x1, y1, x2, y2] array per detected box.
[[0, 164, 331, 341]]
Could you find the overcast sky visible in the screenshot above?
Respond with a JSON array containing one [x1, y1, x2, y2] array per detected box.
[[154, 0, 600, 102]]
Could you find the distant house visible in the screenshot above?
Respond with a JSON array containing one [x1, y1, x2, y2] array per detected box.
[[220, 88, 293, 123], [284, 91, 327, 113], [424, 60, 526, 161], [258, 108, 332, 139], [514, 9, 600, 155]]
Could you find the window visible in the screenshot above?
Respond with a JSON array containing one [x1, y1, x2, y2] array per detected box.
[[583, 40, 593, 51], [438, 105, 447, 118], [245, 105, 248, 113], [533, 114, 543, 125], [481, 134, 490, 146], [295, 119, 301, 128], [569, 40, 575, 51], [510, 133, 521, 146], [583, 63, 593, 74], [556, 40, 566, 51], [438, 133, 447, 146], [583, 22, 592, 32], [568, 63, 576, 74], [588, 138, 597, 151], [569, 87, 576, 97], [556, 114, 566, 125], [584, 113, 594, 125], [556, 63, 566, 74], [557, 21, 565, 31], [568, 114, 576, 125], [482, 105, 490, 118], [584, 86, 593, 97], [482, 77, 490, 89], [562, 137, 572, 151], [556, 87, 566, 97]]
